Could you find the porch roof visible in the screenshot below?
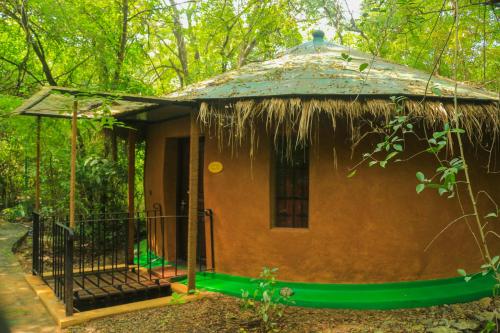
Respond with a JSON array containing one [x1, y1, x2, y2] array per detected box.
[[14, 86, 196, 123]]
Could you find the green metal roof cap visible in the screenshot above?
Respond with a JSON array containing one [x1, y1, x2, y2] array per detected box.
[[167, 31, 497, 101]]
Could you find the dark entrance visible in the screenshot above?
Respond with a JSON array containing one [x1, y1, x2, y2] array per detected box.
[[176, 137, 205, 263]]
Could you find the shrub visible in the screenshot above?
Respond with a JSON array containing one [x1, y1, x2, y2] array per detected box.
[[241, 267, 294, 333]]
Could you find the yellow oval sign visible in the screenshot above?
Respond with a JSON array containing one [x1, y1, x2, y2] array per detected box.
[[208, 161, 223, 174]]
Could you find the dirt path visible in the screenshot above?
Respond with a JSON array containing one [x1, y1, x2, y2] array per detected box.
[[0, 220, 56, 333]]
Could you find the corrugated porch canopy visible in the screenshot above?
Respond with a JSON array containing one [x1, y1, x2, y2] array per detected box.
[[14, 86, 195, 123]]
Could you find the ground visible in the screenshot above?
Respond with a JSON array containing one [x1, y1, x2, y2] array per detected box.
[[0, 219, 56, 333], [63, 293, 498, 333], [3, 219, 500, 333]]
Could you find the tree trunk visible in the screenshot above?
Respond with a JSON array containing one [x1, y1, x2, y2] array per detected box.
[[169, 0, 189, 86], [16, 1, 58, 85], [113, 0, 129, 88]]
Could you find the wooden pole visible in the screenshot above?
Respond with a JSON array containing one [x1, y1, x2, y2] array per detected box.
[[187, 111, 200, 292], [127, 128, 136, 263], [69, 100, 78, 229], [35, 116, 41, 212]]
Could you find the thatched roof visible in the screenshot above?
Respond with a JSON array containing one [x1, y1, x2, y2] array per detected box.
[[167, 31, 496, 101], [165, 31, 498, 154]]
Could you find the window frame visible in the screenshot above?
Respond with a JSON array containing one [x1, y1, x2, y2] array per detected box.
[[270, 140, 310, 229]]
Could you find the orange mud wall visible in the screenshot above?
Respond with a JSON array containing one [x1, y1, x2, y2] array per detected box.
[[144, 116, 500, 283]]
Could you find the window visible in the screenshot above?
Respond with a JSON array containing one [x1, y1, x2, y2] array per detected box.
[[273, 141, 309, 228]]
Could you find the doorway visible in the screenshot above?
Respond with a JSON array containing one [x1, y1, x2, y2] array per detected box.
[[175, 137, 205, 263]]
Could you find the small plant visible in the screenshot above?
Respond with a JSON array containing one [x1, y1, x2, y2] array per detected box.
[[482, 321, 497, 333], [240, 267, 294, 333], [169, 292, 186, 305]]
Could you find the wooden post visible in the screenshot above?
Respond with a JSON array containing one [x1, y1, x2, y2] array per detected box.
[[69, 100, 78, 229], [35, 116, 41, 212], [127, 129, 136, 263], [187, 111, 200, 292]]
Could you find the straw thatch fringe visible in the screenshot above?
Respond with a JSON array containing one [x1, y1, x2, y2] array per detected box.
[[199, 97, 499, 159]]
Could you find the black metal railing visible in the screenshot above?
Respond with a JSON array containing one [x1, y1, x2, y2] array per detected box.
[[32, 205, 215, 315], [52, 221, 74, 316]]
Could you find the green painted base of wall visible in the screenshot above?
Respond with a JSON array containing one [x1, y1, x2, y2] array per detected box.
[[178, 272, 497, 310]]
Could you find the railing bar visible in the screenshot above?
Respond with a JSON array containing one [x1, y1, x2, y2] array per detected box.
[[97, 212, 100, 287], [175, 217, 178, 277], [58, 225, 61, 299], [79, 221, 83, 277], [198, 216, 202, 273], [136, 212, 140, 283], [40, 216, 44, 277], [103, 213, 106, 273], [52, 218, 56, 293], [111, 217, 116, 285], [82, 220, 86, 289], [209, 209, 215, 271], [91, 218, 94, 273], [56, 223, 59, 298], [148, 211, 152, 280], [161, 216, 165, 279], [63, 231, 67, 303], [124, 216, 129, 284]]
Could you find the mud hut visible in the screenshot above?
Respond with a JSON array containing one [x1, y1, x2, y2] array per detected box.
[[17, 31, 499, 309], [143, 31, 499, 307]]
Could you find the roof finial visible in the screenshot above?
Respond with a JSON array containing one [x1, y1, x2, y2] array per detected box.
[[312, 30, 325, 43]]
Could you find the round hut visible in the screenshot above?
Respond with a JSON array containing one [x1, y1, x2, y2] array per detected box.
[[143, 31, 499, 307]]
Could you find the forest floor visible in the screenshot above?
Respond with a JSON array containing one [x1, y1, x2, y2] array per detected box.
[[10, 229, 500, 333], [63, 293, 499, 333]]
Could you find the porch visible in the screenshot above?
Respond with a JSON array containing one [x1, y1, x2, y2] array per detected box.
[[31, 206, 214, 315]]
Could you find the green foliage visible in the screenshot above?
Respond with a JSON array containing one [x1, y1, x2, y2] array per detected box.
[[0, 203, 26, 222], [349, 94, 499, 292], [0, 1, 307, 217], [482, 321, 497, 333], [354, 0, 499, 91], [241, 267, 294, 333], [169, 292, 187, 305]]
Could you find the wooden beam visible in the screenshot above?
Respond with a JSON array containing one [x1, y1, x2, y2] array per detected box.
[[35, 116, 41, 212], [127, 129, 137, 263], [187, 111, 200, 292], [69, 100, 78, 229]]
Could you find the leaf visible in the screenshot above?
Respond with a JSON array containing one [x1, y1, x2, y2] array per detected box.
[[484, 212, 498, 219], [438, 187, 447, 196], [457, 268, 467, 276], [347, 170, 357, 178], [433, 131, 445, 139], [416, 183, 425, 194], [393, 144, 403, 152], [464, 276, 472, 282], [359, 63, 369, 72], [386, 151, 398, 160], [491, 256, 499, 265], [379, 160, 387, 168], [431, 86, 442, 96], [416, 171, 425, 182], [369, 161, 378, 167]]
